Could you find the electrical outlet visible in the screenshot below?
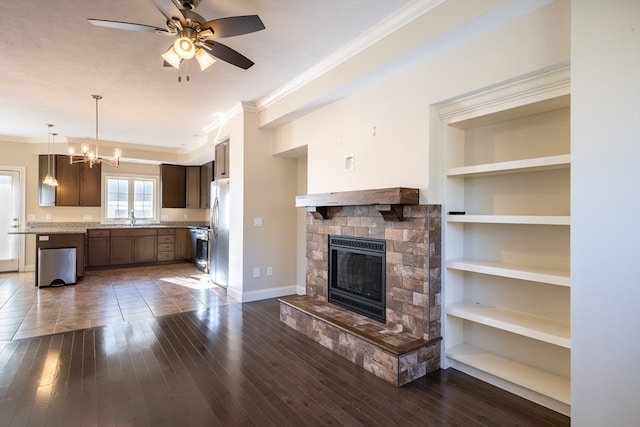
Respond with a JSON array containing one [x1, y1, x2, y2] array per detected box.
[[83, 214, 93, 220], [45, 214, 52, 221], [28, 214, 36, 221], [267, 267, 273, 276], [254, 217, 263, 227], [253, 267, 260, 278]]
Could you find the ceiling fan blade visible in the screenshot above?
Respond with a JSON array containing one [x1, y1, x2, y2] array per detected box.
[[201, 40, 254, 69], [200, 15, 265, 38], [88, 19, 165, 33], [151, 0, 185, 23], [182, 10, 206, 24]]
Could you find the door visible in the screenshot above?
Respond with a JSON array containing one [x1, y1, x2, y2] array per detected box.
[[0, 169, 22, 272]]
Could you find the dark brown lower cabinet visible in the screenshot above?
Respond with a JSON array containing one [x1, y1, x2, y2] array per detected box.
[[110, 236, 134, 265], [87, 229, 110, 267], [109, 229, 157, 265], [86, 227, 192, 269], [135, 235, 158, 263]]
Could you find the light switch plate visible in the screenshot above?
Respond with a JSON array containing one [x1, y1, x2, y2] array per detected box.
[[344, 154, 355, 172]]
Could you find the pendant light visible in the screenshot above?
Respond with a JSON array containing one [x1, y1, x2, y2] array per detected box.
[[42, 124, 58, 187]]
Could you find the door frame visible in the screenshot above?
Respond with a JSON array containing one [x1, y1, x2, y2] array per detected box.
[[0, 165, 26, 272]]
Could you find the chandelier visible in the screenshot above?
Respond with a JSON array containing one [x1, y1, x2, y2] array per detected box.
[[67, 95, 121, 168], [42, 123, 59, 187]]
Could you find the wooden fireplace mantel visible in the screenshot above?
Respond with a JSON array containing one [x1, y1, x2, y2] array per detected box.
[[295, 187, 419, 221]]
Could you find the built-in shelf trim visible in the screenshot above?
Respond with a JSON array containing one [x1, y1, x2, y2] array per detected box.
[[446, 344, 571, 405], [447, 154, 570, 177], [446, 259, 570, 287], [446, 302, 571, 348]]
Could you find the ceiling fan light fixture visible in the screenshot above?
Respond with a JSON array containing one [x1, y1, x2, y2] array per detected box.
[[174, 36, 196, 59], [195, 48, 216, 71], [161, 46, 182, 69]]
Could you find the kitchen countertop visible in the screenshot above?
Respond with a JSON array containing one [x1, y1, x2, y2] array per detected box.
[[9, 222, 208, 235]]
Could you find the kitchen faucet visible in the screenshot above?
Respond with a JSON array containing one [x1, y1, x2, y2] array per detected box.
[[130, 209, 136, 226]]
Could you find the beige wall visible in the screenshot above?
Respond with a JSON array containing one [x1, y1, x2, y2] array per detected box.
[[270, 1, 570, 204], [570, 0, 640, 424]]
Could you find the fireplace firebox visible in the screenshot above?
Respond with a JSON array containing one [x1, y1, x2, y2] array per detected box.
[[328, 235, 386, 322]]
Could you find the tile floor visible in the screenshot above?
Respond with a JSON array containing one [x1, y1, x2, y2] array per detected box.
[[0, 263, 236, 342]]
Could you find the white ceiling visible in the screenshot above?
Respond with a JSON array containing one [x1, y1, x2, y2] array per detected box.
[[0, 0, 413, 153]]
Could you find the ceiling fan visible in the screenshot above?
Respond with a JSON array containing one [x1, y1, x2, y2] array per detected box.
[[88, 0, 265, 76]]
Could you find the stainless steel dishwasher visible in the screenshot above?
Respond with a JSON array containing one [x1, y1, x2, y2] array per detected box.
[[38, 247, 77, 287]]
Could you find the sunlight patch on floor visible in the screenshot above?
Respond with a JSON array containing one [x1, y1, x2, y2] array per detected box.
[[160, 274, 220, 290]]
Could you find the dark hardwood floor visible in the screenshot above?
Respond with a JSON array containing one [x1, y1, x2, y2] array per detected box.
[[0, 297, 570, 426]]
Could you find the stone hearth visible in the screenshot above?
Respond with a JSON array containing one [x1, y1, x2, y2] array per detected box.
[[280, 201, 442, 386]]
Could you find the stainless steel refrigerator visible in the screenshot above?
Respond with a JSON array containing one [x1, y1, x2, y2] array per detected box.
[[209, 178, 230, 288]]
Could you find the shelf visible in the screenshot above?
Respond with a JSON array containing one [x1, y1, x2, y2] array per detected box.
[[446, 215, 570, 225], [446, 259, 570, 287], [439, 68, 571, 414], [446, 344, 570, 405], [446, 301, 570, 348], [447, 154, 570, 177]]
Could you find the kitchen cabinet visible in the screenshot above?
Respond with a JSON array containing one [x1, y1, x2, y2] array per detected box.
[[135, 234, 158, 263], [437, 67, 571, 415], [55, 155, 102, 206], [188, 228, 197, 263], [214, 141, 229, 179], [38, 154, 56, 207], [87, 229, 110, 267], [110, 228, 157, 265], [110, 235, 134, 265], [175, 228, 189, 260], [186, 166, 200, 208], [160, 164, 186, 208], [86, 227, 193, 268], [200, 161, 213, 208], [157, 228, 175, 261]]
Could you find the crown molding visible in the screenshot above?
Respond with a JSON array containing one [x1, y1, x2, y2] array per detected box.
[[255, 0, 442, 112], [436, 62, 571, 124]]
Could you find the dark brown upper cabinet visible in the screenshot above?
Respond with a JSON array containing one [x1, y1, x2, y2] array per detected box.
[[39, 155, 101, 207], [55, 156, 102, 206], [200, 161, 213, 208], [160, 164, 186, 208], [185, 166, 200, 209], [214, 141, 229, 179]]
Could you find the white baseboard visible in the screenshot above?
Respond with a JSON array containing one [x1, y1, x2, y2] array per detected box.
[[24, 263, 35, 272], [239, 285, 298, 303]]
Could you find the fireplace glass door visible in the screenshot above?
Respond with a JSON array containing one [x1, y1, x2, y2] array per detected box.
[[328, 235, 386, 322]]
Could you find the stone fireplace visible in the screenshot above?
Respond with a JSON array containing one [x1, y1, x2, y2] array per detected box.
[[280, 188, 442, 386]]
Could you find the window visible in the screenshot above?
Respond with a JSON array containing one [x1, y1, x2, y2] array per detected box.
[[103, 174, 158, 223]]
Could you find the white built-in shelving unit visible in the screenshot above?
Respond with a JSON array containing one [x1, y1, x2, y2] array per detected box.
[[436, 66, 571, 416]]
